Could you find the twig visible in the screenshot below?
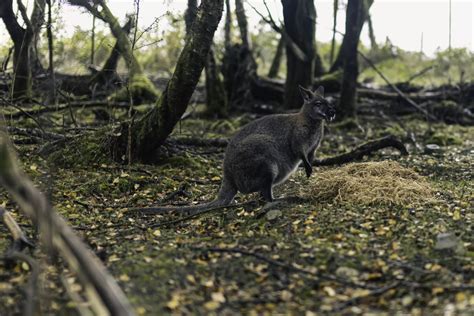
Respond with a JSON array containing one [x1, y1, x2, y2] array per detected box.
[[7, 126, 65, 141], [313, 135, 408, 166], [0, 207, 34, 250], [194, 247, 374, 289], [358, 51, 437, 120], [6, 100, 131, 119], [332, 281, 400, 312]]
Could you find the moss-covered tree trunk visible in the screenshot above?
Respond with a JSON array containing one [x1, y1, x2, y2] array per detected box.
[[329, 0, 373, 72], [338, 0, 366, 118], [0, 0, 34, 99], [69, 0, 157, 103], [108, 0, 224, 162], [282, 0, 316, 109]]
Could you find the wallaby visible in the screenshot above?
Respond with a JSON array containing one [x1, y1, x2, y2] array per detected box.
[[146, 85, 335, 214]]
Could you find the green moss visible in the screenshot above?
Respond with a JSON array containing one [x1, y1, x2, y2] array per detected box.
[[426, 131, 463, 146], [48, 132, 110, 167], [109, 74, 159, 105]]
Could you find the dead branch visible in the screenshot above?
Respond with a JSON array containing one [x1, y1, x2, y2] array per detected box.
[[313, 135, 408, 166], [171, 136, 229, 148], [0, 130, 135, 316], [332, 281, 400, 312], [0, 207, 34, 251], [6, 100, 131, 119], [358, 87, 459, 102], [358, 51, 437, 120], [7, 126, 65, 140]]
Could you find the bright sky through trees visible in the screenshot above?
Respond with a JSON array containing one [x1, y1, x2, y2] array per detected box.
[[0, 0, 472, 55]]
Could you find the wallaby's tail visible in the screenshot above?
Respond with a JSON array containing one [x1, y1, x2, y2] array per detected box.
[[132, 178, 237, 215]]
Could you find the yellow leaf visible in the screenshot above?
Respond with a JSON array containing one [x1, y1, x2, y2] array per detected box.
[[119, 274, 130, 282], [432, 287, 444, 295], [166, 293, 181, 310], [30, 164, 37, 171], [455, 292, 467, 303], [211, 292, 225, 303], [186, 275, 196, 284], [153, 229, 161, 237], [204, 300, 220, 310], [323, 286, 336, 297], [453, 210, 461, 220], [211, 176, 221, 181]]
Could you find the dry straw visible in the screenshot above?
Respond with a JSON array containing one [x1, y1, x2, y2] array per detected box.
[[305, 161, 435, 207]]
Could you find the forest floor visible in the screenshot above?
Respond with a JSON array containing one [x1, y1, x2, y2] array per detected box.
[[0, 109, 473, 315]]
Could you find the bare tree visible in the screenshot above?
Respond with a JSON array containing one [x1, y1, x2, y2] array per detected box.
[[268, 35, 285, 78], [338, 0, 372, 118], [282, 0, 316, 108], [0, 0, 45, 99], [330, 0, 374, 72]]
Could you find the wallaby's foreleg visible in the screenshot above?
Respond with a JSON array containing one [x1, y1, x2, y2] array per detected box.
[[260, 185, 274, 202], [301, 154, 313, 178]]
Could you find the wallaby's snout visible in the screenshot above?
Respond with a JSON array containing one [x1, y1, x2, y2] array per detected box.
[[325, 104, 336, 122]]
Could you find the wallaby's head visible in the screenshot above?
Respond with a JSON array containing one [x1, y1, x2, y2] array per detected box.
[[299, 85, 336, 122]]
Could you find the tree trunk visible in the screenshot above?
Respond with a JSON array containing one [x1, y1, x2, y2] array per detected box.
[[0, 0, 33, 99], [338, 0, 365, 118], [235, 0, 251, 49], [185, 0, 198, 35], [224, 0, 232, 47], [282, 0, 315, 109], [29, 0, 46, 74], [187, 0, 227, 117], [367, 13, 377, 50], [108, 0, 224, 162], [268, 35, 284, 78], [329, 0, 338, 65], [330, 0, 373, 72], [205, 47, 227, 117]]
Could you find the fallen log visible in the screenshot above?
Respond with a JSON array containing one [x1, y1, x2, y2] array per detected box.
[[313, 135, 408, 166]]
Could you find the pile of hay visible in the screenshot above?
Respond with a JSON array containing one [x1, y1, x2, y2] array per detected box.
[[305, 161, 434, 206]]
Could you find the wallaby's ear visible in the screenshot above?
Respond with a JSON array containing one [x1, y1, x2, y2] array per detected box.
[[314, 86, 325, 97], [298, 85, 313, 102]]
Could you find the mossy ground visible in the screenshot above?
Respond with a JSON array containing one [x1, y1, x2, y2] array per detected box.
[[0, 110, 473, 315]]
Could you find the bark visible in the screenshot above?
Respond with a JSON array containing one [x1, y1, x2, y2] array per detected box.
[[330, 0, 373, 72], [338, 0, 365, 118], [367, 13, 377, 50], [282, 0, 316, 108], [224, 0, 232, 47], [205, 47, 228, 117], [235, 0, 251, 48], [185, 0, 198, 35], [0, 0, 34, 99], [108, 0, 224, 162], [329, 0, 338, 65], [268, 35, 285, 78], [29, 0, 46, 74]]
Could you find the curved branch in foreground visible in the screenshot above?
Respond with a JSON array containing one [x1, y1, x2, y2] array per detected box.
[[0, 130, 135, 316], [313, 135, 408, 167]]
